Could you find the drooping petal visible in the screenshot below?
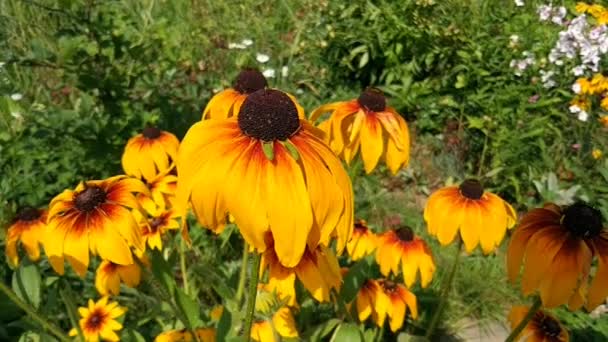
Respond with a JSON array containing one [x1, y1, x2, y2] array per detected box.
[[359, 114, 384, 174], [586, 235, 608, 310]]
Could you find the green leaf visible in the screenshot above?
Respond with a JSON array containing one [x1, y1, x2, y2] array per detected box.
[[330, 323, 364, 342], [282, 140, 300, 161], [149, 249, 176, 294], [216, 308, 232, 341], [340, 258, 370, 303], [455, 73, 467, 89], [120, 329, 146, 342], [174, 288, 202, 328], [262, 142, 274, 161], [310, 318, 341, 341], [12, 261, 41, 309]]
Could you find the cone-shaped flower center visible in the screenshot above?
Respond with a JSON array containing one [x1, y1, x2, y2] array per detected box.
[[238, 89, 300, 141], [357, 88, 386, 112], [16, 207, 40, 222], [354, 221, 367, 231], [86, 309, 105, 330], [562, 202, 603, 239], [381, 280, 397, 293], [149, 217, 164, 232], [538, 316, 561, 337], [75, 186, 107, 212], [395, 226, 415, 241], [234, 68, 268, 94], [142, 127, 161, 139], [459, 179, 484, 200]]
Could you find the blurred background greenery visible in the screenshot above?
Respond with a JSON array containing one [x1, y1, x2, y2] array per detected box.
[[1, 0, 608, 340]]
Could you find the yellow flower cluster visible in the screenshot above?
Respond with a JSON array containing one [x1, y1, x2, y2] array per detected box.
[[576, 2, 608, 24], [573, 74, 608, 115]]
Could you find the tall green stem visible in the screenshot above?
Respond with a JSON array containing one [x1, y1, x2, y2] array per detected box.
[[504, 296, 542, 342], [425, 240, 463, 340], [243, 253, 262, 341], [59, 282, 85, 342], [235, 242, 250, 305], [180, 238, 190, 295], [0, 281, 70, 342]]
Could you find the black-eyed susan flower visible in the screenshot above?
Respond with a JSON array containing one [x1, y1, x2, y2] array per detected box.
[[310, 87, 410, 174], [346, 219, 377, 261], [95, 260, 141, 296], [508, 306, 569, 342], [600, 115, 608, 128], [251, 307, 298, 342], [356, 279, 389, 324], [202, 68, 268, 119], [260, 236, 342, 305], [122, 127, 179, 182], [134, 208, 179, 251], [356, 279, 417, 332], [46, 176, 147, 277], [424, 179, 516, 254], [137, 172, 177, 214], [154, 328, 216, 342], [69, 297, 125, 342], [5, 207, 47, 266], [375, 226, 435, 288], [508, 202, 608, 310], [177, 89, 353, 267]]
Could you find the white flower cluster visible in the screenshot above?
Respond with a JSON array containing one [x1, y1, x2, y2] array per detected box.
[[538, 5, 567, 25], [510, 51, 535, 76], [228, 38, 253, 50]]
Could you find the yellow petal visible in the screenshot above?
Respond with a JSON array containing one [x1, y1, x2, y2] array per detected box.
[[359, 115, 384, 174]]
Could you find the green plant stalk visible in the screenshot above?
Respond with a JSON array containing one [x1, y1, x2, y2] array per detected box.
[[235, 242, 250, 305], [180, 238, 190, 295], [477, 134, 489, 178], [425, 240, 463, 340], [504, 296, 542, 342], [0, 281, 70, 342], [59, 282, 85, 342], [243, 252, 262, 341]]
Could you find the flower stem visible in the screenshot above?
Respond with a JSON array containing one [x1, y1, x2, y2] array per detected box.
[[243, 252, 261, 341], [235, 242, 250, 305], [425, 240, 463, 340], [180, 237, 190, 295], [504, 296, 542, 342], [58, 281, 85, 342], [0, 281, 70, 342]]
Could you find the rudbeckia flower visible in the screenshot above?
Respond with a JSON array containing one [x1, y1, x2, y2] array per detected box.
[[508, 202, 608, 310], [375, 226, 435, 288], [261, 236, 342, 304], [69, 297, 126, 342], [95, 260, 141, 296], [356, 279, 418, 332], [122, 127, 179, 182], [137, 171, 177, 213], [508, 305, 569, 342], [154, 328, 216, 342], [46, 176, 147, 277], [310, 87, 410, 174], [599, 115, 608, 128], [134, 208, 180, 251], [202, 68, 268, 119], [424, 179, 516, 254], [346, 219, 377, 261], [177, 89, 353, 267], [5, 207, 47, 266], [251, 307, 298, 342]]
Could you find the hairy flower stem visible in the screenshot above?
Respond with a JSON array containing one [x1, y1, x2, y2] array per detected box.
[[235, 242, 250, 305], [59, 282, 85, 342], [504, 297, 542, 342], [425, 240, 463, 340], [0, 281, 70, 342], [243, 252, 262, 341]]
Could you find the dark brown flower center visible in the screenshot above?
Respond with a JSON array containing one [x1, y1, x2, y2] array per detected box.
[[459, 179, 484, 200], [74, 186, 107, 212], [538, 315, 561, 337], [238, 89, 300, 141], [561, 202, 604, 239], [234, 68, 268, 94], [16, 207, 41, 222], [381, 280, 397, 293], [354, 220, 368, 232], [149, 217, 165, 232], [357, 87, 386, 112], [395, 226, 415, 241], [86, 309, 106, 331], [142, 127, 161, 139]]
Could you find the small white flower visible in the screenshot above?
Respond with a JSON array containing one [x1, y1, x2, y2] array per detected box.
[[241, 39, 253, 46], [569, 105, 582, 113], [543, 80, 557, 89], [572, 82, 582, 94], [296, 88, 304, 95], [256, 53, 270, 63], [551, 7, 567, 25], [572, 66, 585, 76], [262, 68, 275, 78], [577, 110, 589, 122], [10, 93, 23, 101], [228, 42, 247, 50], [509, 34, 520, 43], [281, 66, 289, 77], [538, 5, 552, 21], [514, 0, 524, 7]]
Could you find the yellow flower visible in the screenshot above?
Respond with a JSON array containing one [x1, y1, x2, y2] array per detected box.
[[375, 227, 435, 288], [210, 305, 223, 321], [570, 96, 590, 111], [251, 307, 298, 342], [508, 305, 569, 342], [592, 149, 603, 160], [134, 208, 180, 251], [575, 78, 592, 95], [508, 202, 608, 310], [95, 260, 141, 296], [122, 127, 179, 182], [260, 235, 342, 305], [69, 297, 125, 342], [346, 219, 377, 260], [5, 207, 47, 266], [600, 115, 608, 128], [177, 89, 353, 267], [137, 171, 177, 214], [45, 176, 147, 277], [576, 2, 591, 14], [154, 328, 216, 342], [424, 179, 516, 254], [356, 279, 418, 332], [311, 88, 410, 174]]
